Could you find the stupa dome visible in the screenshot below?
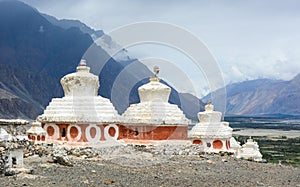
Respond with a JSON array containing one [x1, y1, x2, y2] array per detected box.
[[61, 59, 99, 97], [138, 77, 171, 103], [198, 102, 222, 123]]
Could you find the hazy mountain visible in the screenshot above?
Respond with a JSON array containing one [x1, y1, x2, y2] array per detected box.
[[42, 14, 131, 61], [42, 14, 104, 40], [0, 0, 203, 119], [203, 74, 300, 117]]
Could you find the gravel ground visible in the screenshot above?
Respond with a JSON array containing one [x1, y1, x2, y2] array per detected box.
[[0, 144, 299, 187]]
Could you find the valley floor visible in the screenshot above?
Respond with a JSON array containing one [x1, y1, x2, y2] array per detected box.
[[233, 128, 300, 138], [0, 146, 299, 187]]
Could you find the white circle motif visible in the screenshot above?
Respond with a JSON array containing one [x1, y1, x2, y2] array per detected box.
[[104, 124, 119, 140], [44, 123, 59, 140], [85, 124, 101, 143], [67, 124, 82, 142]]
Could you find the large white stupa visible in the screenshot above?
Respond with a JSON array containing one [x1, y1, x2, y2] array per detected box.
[[189, 102, 233, 152], [39, 60, 120, 123], [36, 59, 120, 143], [120, 67, 190, 142]]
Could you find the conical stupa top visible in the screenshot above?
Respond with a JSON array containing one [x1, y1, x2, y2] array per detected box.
[[198, 101, 222, 123], [138, 67, 171, 103], [61, 59, 99, 97], [138, 77, 171, 103]]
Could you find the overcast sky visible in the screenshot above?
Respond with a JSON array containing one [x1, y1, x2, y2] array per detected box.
[[20, 0, 300, 96]]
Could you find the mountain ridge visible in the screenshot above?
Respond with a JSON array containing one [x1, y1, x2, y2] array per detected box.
[[203, 74, 300, 117]]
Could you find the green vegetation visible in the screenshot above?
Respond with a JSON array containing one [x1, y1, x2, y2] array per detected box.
[[234, 136, 300, 167]]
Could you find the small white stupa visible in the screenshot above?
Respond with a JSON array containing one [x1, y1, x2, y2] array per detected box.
[[121, 66, 190, 142], [27, 121, 46, 142], [189, 101, 233, 152], [37, 59, 120, 144], [236, 138, 263, 162]]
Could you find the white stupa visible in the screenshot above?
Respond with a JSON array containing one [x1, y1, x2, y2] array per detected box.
[[189, 102, 233, 152], [38, 59, 120, 123], [237, 138, 263, 162], [37, 59, 120, 143], [121, 66, 190, 142], [122, 67, 190, 125], [27, 121, 46, 142]]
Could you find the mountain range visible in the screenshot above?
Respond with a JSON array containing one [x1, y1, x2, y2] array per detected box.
[[203, 74, 300, 117], [0, 0, 203, 120]]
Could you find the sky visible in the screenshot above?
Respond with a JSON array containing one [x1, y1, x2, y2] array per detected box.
[[20, 0, 300, 97]]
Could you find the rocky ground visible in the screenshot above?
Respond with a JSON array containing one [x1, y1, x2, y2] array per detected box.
[[0, 143, 299, 187]]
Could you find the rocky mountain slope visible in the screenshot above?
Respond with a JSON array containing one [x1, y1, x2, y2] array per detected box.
[[203, 74, 300, 117], [0, 0, 93, 118], [0, 88, 36, 118], [0, 0, 203, 119]]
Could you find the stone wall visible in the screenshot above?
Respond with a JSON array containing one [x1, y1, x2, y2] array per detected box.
[[0, 145, 9, 175]]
